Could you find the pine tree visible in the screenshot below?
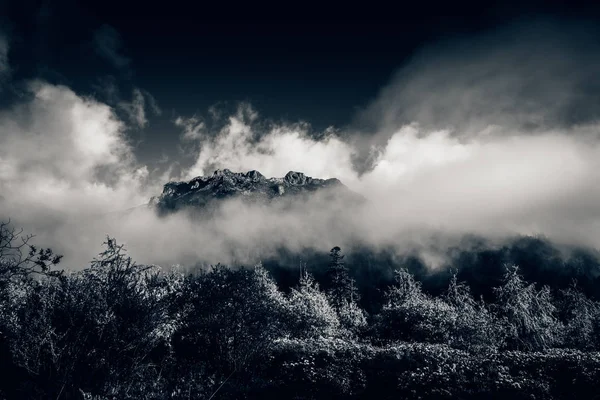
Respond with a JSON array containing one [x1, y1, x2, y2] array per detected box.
[[326, 246, 359, 310]]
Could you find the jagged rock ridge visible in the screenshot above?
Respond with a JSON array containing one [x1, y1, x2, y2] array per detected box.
[[151, 169, 362, 213]]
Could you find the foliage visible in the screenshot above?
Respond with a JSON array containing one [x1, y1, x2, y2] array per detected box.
[[493, 265, 563, 351], [287, 271, 341, 339], [326, 246, 359, 309], [375, 268, 456, 344], [0, 220, 62, 280], [2, 221, 600, 399], [444, 273, 504, 350], [557, 281, 600, 350]]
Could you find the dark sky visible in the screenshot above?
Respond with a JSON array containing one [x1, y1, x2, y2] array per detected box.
[[2, 0, 600, 166]]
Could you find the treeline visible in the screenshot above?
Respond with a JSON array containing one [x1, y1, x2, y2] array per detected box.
[[264, 236, 600, 314], [1, 222, 600, 399]]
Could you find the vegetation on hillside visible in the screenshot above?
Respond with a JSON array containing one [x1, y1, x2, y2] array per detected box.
[[1, 220, 600, 399]]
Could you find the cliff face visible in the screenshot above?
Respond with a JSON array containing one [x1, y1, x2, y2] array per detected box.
[[150, 169, 362, 214]]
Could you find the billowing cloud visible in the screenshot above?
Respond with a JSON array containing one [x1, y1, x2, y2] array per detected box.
[[3, 19, 600, 270], [354, 20, 600, 143], [175, 115, 205, 141], [167, 19, 600, 254], [359, 126, 600, 248], [119, 88, 146, 128], [180, 111, 357, 187], [118, 88, 161, 129], [0, 81, 153, 265], [171, 107, 600, 251]]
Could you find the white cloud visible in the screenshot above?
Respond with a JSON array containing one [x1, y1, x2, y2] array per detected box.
[[179, 107, 357, 186], [356, 20, 600, 139], [175, 115, 205, 141], [358, 127, 600, 246], [176, 104, 600, 251], [0, 81, 153, 265], [4, 83, 600, 268], [120, 88, 146, 128], [4, 20, 600, 269], [118, 88, 161, 129]]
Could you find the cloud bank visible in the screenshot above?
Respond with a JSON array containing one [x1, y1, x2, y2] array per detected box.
[[0, 81, 153, 265], [355, 19, 600, 138], [2, 19, 600, 268]]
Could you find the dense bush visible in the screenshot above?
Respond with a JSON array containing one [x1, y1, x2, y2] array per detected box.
[[374, 269, 457, 344], [1, 222, 600, 399], [557, 281, 600, 350]]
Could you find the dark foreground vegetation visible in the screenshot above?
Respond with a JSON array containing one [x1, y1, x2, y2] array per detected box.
[[1, 221, 600, 399]]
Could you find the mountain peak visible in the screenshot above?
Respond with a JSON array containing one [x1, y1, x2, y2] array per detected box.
[[213, 168, 232, 176], [211, 169, 266, 181], [284, 171, 307, 185], [151, 169, 360, 214]]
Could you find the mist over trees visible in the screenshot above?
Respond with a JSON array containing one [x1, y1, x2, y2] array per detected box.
[[1, 221, 600, 399]]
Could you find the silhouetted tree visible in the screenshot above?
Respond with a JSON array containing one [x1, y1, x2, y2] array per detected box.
[[0, 220, 62, 280], [326, 247, 359, 309], [324, 247, 366, 335]]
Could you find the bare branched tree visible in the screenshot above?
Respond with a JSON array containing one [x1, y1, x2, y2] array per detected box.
[[0, 219, 63, 280]]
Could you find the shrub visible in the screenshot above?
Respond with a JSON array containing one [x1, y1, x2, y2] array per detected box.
[[493, 265, 563, 351]]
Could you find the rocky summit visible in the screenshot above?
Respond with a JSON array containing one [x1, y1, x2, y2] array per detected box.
[[150, 169, 362, 214]]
